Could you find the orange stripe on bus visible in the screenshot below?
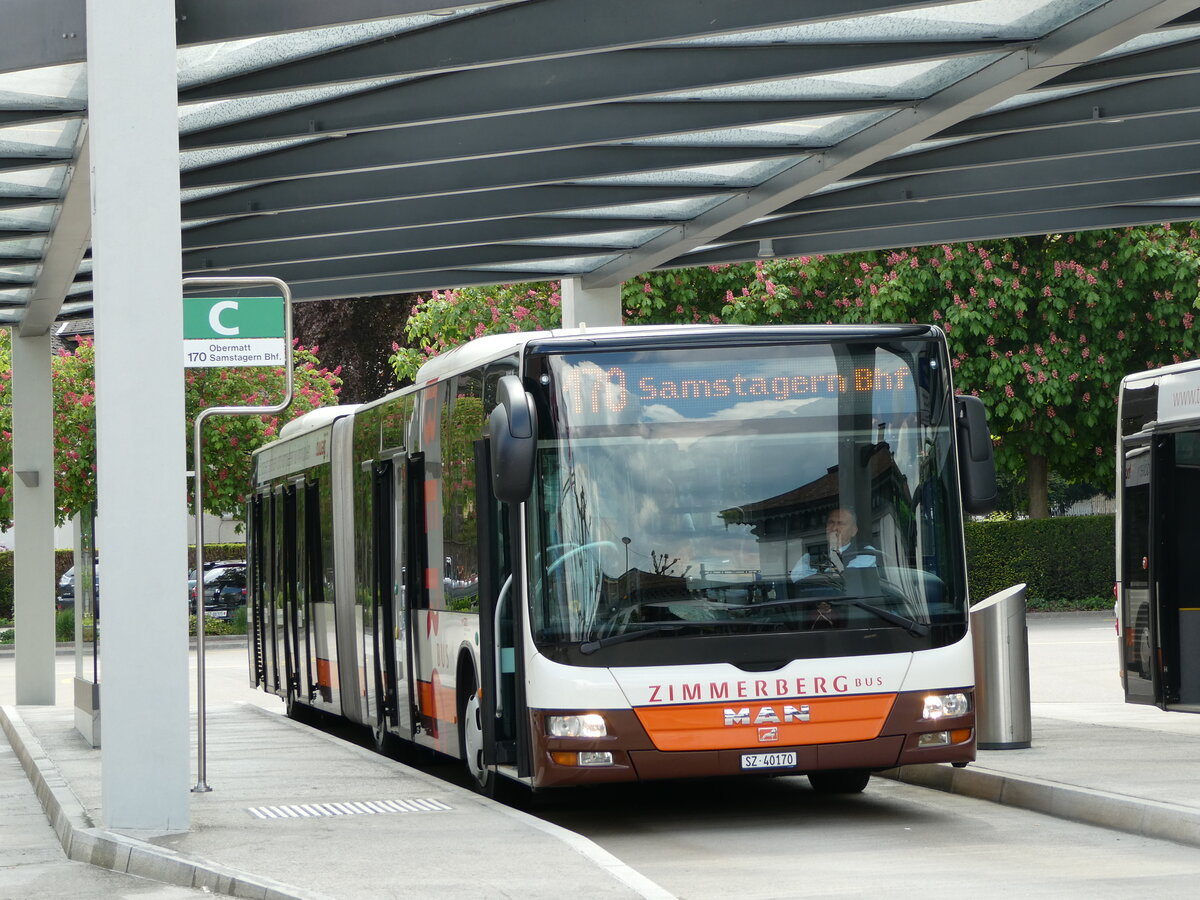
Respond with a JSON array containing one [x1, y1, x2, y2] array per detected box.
[[315, 657, 337, 689], [634, 693, 897, 751], [416, 679, 460, 725]]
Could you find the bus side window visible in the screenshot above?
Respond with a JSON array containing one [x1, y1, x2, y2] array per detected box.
[[442, 370, 485, 612]]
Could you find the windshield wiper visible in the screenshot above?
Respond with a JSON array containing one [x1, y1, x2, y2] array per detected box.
[[579, 623, 689, 654], [842, 598, 929, 636], [732, 595, 929, 637]]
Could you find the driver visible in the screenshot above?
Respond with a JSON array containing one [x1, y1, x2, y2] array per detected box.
[[789, 507, 877, 583]]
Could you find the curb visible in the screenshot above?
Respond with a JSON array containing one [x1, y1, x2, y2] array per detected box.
[[884, 762, 1200, 848], [0, 704, 327, 900]]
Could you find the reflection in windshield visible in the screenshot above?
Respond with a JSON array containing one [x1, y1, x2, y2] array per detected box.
[[529, 339, 965, 653]]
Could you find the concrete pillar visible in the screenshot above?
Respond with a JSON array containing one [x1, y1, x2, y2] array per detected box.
[[561, 278, 622, 328], [11, 332, 56, 705], [87, 0, 190, 833]]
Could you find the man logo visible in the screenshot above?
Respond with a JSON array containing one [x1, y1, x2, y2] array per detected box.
[[758, 727, 779, 743], [723, 704, 811, 726]]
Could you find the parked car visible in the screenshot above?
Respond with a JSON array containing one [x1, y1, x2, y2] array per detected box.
[[189, 562, 247, 619], [56, 564, 99, 612]]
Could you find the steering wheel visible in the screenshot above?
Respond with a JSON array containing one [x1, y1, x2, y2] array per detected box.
[[545, 541, 620, 576]]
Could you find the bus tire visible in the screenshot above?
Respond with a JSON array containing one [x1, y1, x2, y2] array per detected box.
[[807, 769, 870, 794], [458, 670, 496, 797]]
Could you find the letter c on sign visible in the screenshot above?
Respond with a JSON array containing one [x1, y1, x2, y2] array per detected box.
[[209, 300, 240, 336]]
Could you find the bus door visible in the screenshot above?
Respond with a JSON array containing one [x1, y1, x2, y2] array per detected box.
[[248, 492, 267, 687], [475, 440, 531, 778], [369, 454, 406, 740], [1119, 441, 1157, 705], [279, 487, 302, 705], [1152, 431, 1200, 709]]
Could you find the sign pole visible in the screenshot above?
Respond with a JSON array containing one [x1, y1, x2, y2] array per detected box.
[[183, 276, 294, 793]]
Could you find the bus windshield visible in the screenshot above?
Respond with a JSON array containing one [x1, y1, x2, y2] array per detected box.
[[527, 336, 968, 666]]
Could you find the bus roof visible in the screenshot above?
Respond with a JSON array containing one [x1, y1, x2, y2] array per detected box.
[[275, 403, 360, 442], [1121, 356, 1200, 389], [412, 323, 940, 384]]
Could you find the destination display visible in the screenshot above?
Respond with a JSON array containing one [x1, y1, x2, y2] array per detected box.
[[552, 351, 916, 424]]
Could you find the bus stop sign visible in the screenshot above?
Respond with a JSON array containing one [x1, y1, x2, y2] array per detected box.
[[183, 296, 286, 368]]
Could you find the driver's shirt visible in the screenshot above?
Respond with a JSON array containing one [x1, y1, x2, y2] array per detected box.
[[790, 543, 876, 582]]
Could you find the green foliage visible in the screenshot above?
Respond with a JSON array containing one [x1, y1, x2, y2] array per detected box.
[[0, 333, 343, 528], [193, 543, 247, 564], [0, 550, 11, 620], [54, 609, 95, 642], [391, 283, 564, 382], [391, 226, 1200, 509], [965, 515, 1114, 608], [189, 614, 245, 637]]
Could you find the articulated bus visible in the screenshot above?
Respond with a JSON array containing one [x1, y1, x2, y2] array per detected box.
[[1117, 359, 1200, 711], [248, 324, 996, 794]]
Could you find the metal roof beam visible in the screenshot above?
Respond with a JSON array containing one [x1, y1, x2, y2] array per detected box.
[[180, 41, 1005, 149], [941, 71, 1200, 139], [182, 216, 662, 269], [733, 172, 1200, 244], [179, 0, 960, 100], [0, 111, 83, 129], [181, 98, 891, 187], [187, 242, 620, 282], [19, 135, 89, 336], [582, 0, 1200, 287], [862, 109, 1200, 179], [676, 205, 1200, 266], [181, 145, 799, 217], [0, 0, 85, 75], [183, 184, 727, 248], [184, 268, 572, 302], [1046, 35, 1200, 87], [779, 144, 1200, 214]]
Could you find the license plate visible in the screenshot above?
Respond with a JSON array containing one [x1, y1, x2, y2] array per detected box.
[[741, 751, 797, 770], [208, 609, 228, 619]]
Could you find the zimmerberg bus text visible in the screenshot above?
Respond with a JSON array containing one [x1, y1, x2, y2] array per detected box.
[[646, 674, 885, 703]]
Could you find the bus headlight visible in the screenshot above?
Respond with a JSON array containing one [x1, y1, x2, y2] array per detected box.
[[922, 692, 969, 720], [546, 714, 607, 738]]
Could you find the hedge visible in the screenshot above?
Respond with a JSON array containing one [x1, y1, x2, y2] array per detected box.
[[965, 515, 1114, 608]]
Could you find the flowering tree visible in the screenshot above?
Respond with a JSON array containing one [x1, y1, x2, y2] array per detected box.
[[0, 333, 342, 527], [390, 225, 1200, 517]]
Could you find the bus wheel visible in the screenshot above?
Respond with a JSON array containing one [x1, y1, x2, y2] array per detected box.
[[807, 769, 870, 794], [458, 674, 495, 796]]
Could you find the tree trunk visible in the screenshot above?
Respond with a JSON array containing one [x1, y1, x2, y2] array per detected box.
[[1025, 451, 1049, 519]]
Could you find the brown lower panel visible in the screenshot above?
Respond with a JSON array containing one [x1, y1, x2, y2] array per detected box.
[[529, 688, 976, 787], [629, 736, 908, 781]]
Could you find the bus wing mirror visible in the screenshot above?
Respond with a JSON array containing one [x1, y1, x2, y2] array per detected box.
[[955, 394, 997, 516], [489, 374, 538, 504]]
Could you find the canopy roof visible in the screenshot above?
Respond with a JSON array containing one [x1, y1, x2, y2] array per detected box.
[[3, 0, 1200, 331]]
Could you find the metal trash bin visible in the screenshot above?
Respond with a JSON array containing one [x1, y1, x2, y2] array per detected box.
[[970, 583, 1031, 749]]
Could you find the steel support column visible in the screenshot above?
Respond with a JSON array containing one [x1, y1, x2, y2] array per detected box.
[[11, 331, 56, 706], [561, 278, 621, 328], [87, 0, 190, 833]]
